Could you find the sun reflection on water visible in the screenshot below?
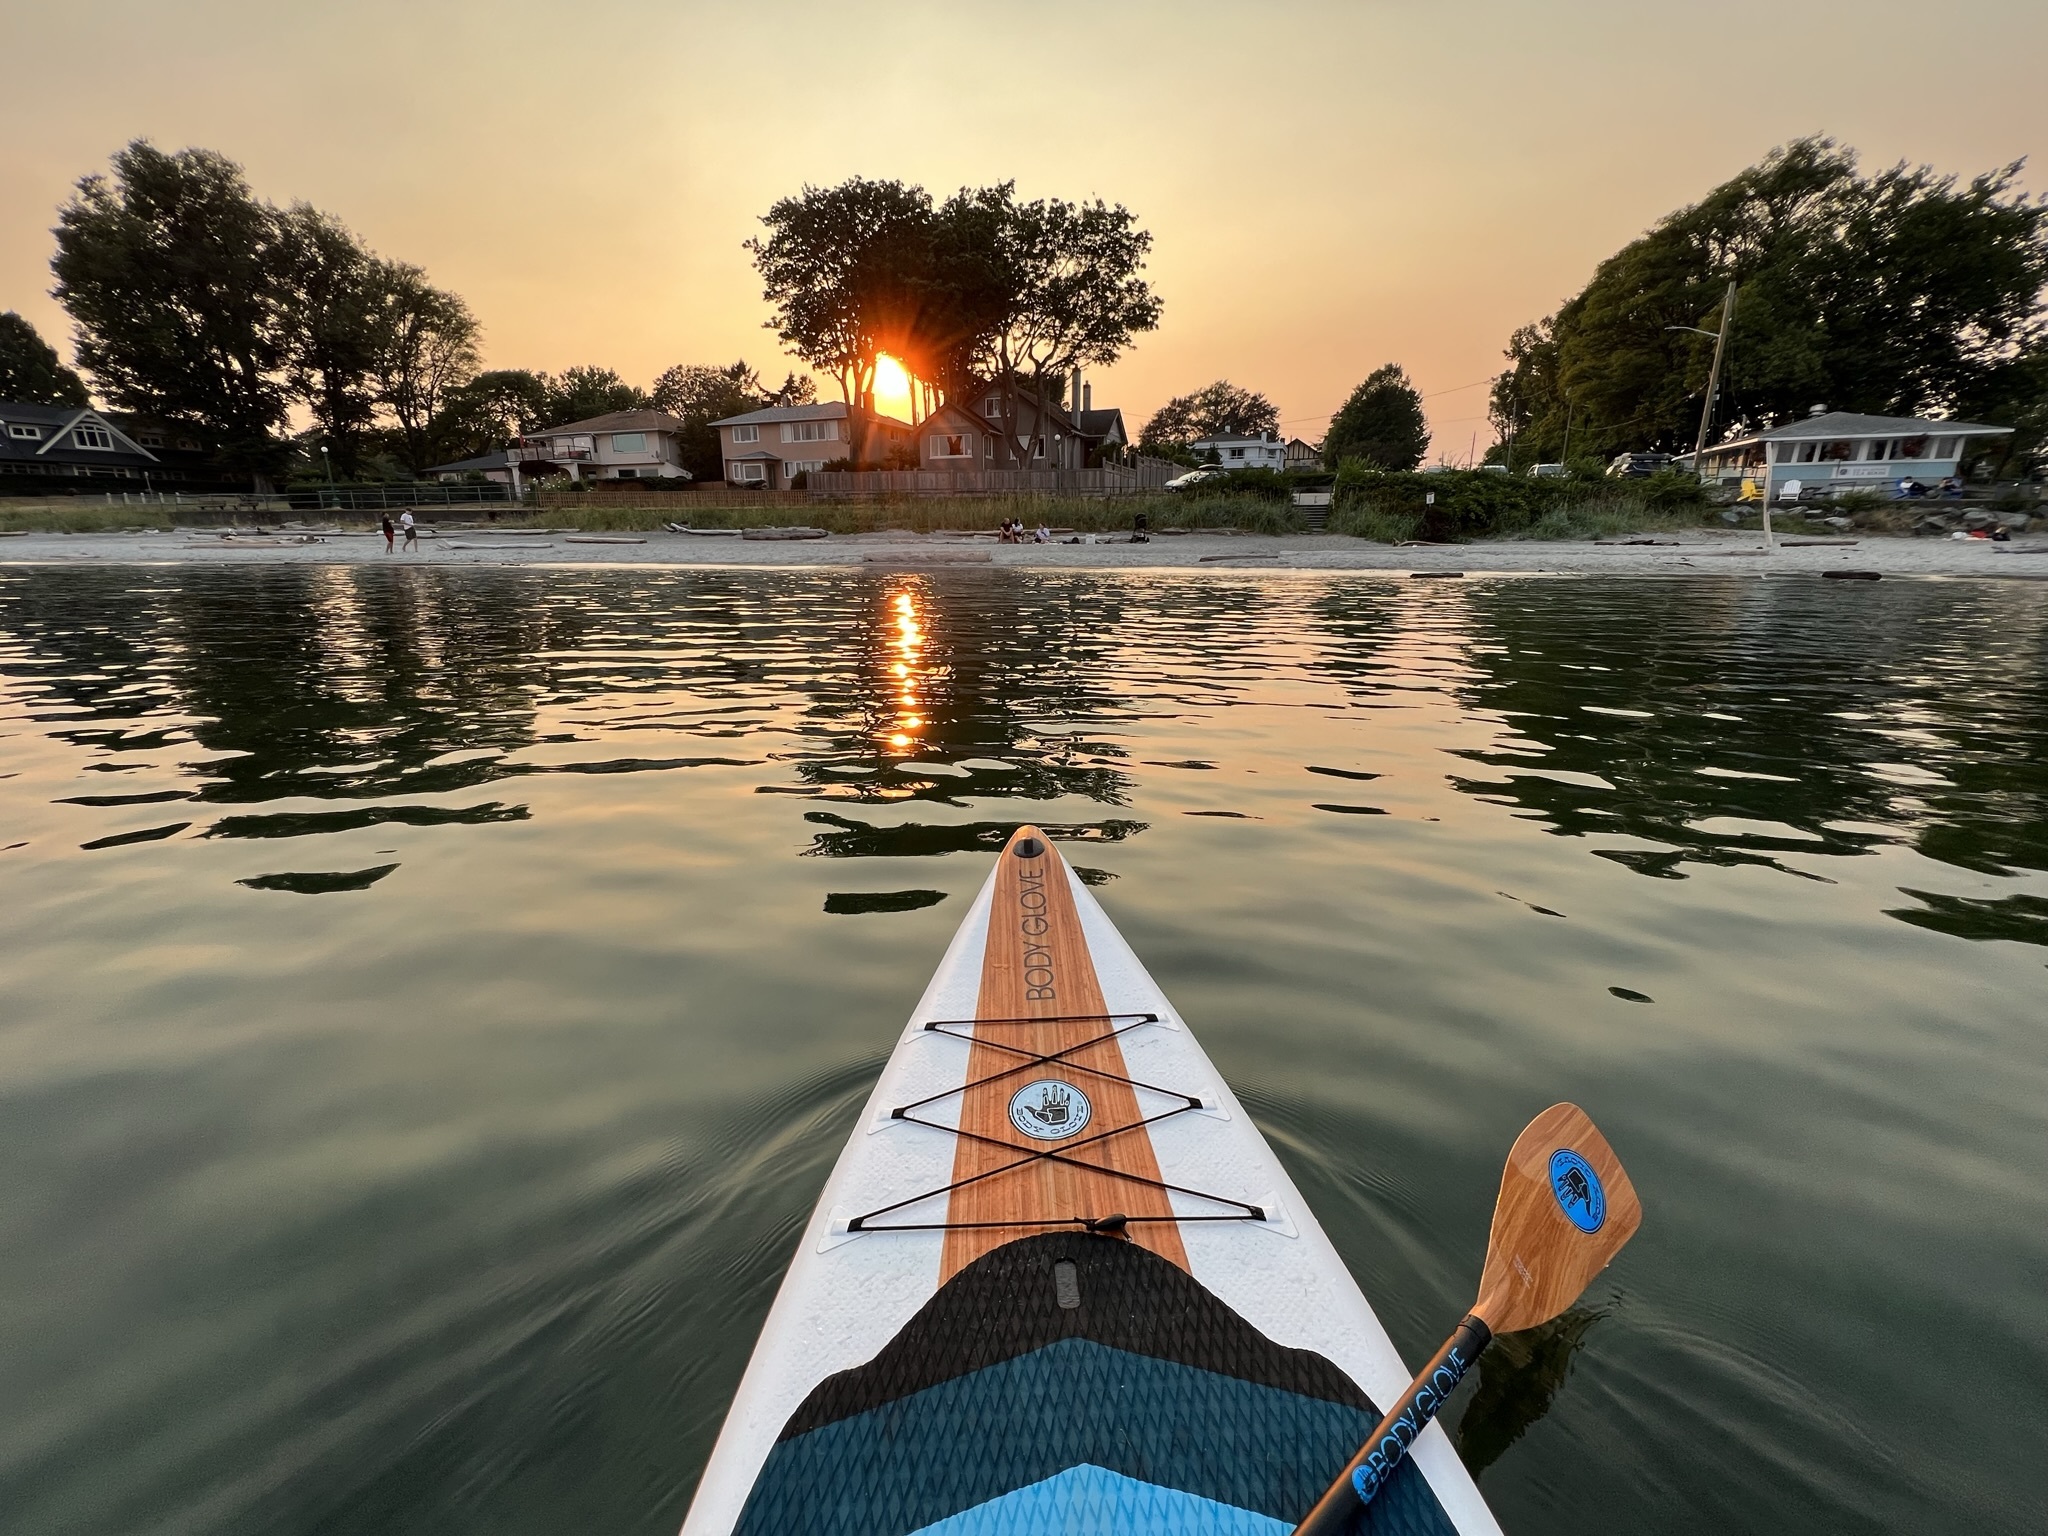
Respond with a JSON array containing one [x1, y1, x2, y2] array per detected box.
[[885, 588, 926, 754]]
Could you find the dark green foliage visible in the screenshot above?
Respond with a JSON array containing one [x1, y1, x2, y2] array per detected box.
[[431, 369, 553, 463], [541, 366, 647, 425], [52, 142, 294, 481], [1323, 364, 1429, 471], [369, 266, 479, 474], [650, 360, 784, 480], [0, 311, 89, 406], [49, 139, 485, 484], [275, 206, 383, 476], [1139, 380, 1278, 448], [1329, 467, 1691, 541], [1492, 137, 2048, 465]]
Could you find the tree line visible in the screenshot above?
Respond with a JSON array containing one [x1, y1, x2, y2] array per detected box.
[[1489, 136, 2048, 472], [8, 141, 812, 487], [1135, 369, 1431, 472]]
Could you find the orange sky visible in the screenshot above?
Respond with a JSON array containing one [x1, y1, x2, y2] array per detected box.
[[3, 0, 2041, 455]]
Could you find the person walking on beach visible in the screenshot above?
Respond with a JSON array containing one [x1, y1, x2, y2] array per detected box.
[[380, 514, 395, 553], [399, 511, 417, 552]]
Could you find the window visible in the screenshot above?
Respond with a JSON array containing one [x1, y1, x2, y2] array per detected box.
[[614, 467, 638, 478], [733, 462, 767, 482], [1864, 439, 1890, 461], [1793, 441, 1818, 463], [611, 432, 647, 453], [1229, 447, 1245, 460], [930, 433, 970, 458], [983, 397, 1004, 419], [1896, 435, 1928, 460], [6, 424, 41, 440], [1928, 436, 1956, 460], [781, 420, 836, 443], [1818, 439, 1855, 461], [1032, 436, 1045, 460], [786, 460, 826, 476], [731, 424, 760, 444], [137, 433, 166, 448], [73, 426, 114, 450]]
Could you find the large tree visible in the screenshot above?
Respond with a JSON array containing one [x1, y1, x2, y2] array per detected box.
[[1139, 380, 1278, 448], [748, 178, 934, 462], [1490, 137, 2048, 465], [1322, 364, 1429, 470], [0, 312, 89, 407], [368, 264, 479, 474], [430, 368, 552, 463], [52, 141, 294, 484], [542, 365, 647, 425], [276, 204, 384, 477], [963, 186, 1163, 468]]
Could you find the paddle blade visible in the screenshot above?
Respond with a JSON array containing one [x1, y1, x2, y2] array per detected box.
[[1472, 1102, 1641, 1335]]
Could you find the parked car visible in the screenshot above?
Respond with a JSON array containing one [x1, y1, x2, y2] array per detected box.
[[1164, 467, 1230, 492], [1528, 463, 1570, 478], [1607, 452, 1674, 479]]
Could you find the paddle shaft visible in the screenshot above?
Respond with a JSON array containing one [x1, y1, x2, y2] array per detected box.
[[1293, 1314, 1493, 1535]]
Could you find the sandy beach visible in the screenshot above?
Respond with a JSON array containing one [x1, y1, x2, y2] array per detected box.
[[6, 524, 2048, 578]]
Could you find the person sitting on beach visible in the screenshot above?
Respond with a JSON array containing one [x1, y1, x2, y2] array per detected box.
[[1034, 523, 1051, 543]]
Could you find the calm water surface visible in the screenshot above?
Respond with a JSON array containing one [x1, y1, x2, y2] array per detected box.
[[1, 565, 2043, 1536]]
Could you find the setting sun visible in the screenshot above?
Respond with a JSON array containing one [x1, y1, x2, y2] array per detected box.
[[872, 354, 913, 422]]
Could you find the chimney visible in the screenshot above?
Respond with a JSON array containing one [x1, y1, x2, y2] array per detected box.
[[1082, 380, 1092, 413], [1070, 367, 1082, 415], [1809, 404, 1827, 417]]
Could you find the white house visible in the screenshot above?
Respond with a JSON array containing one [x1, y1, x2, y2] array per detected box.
[[514, 409, 692, 484], [1693, 408, 2013, 502], [711, 402, 913, 487], [1190, 432, 1287, 470]]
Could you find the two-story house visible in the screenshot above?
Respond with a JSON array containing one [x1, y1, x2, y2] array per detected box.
[[0, 401, 217, 490], [710, 402, 913, 486], [913, 377, 1127, 473], [515, 410, 693, 482]]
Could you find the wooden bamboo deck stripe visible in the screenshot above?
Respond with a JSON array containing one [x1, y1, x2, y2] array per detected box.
[[940, 827, 1188, 1279]]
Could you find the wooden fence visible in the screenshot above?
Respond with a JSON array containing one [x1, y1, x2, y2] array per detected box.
[[806, 458, 1180, 498]]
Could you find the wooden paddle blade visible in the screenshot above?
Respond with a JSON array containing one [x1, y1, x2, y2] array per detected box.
[[1472, 1102, 1641, 1335]]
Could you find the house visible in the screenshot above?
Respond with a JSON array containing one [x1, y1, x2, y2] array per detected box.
[[913, 376, 1126, 473], [1692, 407, 2014, 501], [711, 402, 913, 486], [1190, 431, 1287, 470], [0, 401, 211, 490], [515, 409, 693, 484], [1285, 437, 1321, 471], [425, 449, 520, 485]]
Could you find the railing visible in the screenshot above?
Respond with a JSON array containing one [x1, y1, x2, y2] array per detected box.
[[806, 458, 1180, 497]]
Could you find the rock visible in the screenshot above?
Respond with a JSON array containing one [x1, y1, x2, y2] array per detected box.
[[1913, 515, 1953, 537], [1996, 511, 2032, 531], [1961, 508, 1996, 530], [1719, 508, 1743, 525], [1822, 516, 1855, 531]]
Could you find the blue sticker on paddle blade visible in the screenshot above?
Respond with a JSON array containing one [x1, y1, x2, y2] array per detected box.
[[1548, 1148, 1607, 1233]]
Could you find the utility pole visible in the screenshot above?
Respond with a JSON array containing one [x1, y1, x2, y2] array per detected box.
[[1687, 281, 1737, 470]]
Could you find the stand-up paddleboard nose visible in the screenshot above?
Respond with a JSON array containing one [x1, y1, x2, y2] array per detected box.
[[1007, 827, 1049, 860]]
